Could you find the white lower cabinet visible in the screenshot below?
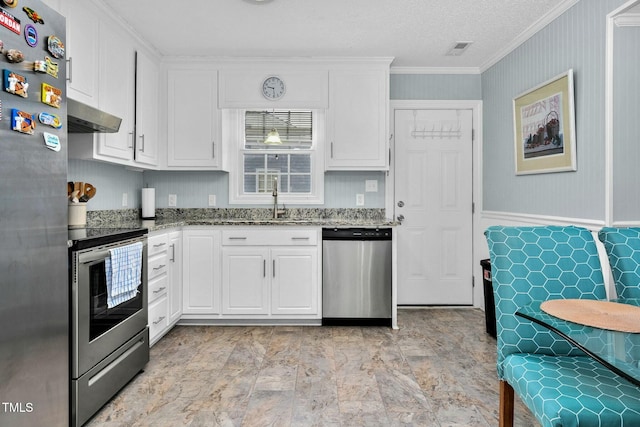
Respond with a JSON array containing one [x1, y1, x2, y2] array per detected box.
[[147, 229, 182, 346], [221, 228, 320, 318], [271, 248, 318, 315], [163, 227, 320, 327], [221, 248, 269, 315], [182, 229, 221, 315]]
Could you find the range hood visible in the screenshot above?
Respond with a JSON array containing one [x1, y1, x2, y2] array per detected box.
[[67, 98, 122, 133]]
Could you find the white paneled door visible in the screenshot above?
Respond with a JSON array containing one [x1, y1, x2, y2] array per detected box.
[[394, 109, 473, 305]]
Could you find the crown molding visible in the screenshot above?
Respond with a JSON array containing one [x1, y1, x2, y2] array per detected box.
[[479, 0, 580, 72], [390, 67, 480, 75], [614, 13, 640, 26]]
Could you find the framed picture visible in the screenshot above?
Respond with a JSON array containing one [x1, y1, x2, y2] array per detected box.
[[513, 69, 576, 175]]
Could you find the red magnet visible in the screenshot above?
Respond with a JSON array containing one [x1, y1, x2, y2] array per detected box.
[[0, 8, 21, 34], [22, 7, 44, 24]]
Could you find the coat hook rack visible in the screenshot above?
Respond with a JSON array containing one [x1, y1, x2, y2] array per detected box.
[[410, 110, 462, 139]]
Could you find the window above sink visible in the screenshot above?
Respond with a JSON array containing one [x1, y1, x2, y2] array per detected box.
[[227, 109, 325, 205]]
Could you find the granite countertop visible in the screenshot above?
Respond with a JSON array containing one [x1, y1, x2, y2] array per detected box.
[[145, 218, 397, 232], [85, 208, 398, 232]]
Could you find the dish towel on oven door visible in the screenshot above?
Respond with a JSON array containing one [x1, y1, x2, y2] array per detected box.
[[105, 242, 143, 308]]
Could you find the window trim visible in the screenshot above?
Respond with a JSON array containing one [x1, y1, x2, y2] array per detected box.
[[227, 109, 325, 205]]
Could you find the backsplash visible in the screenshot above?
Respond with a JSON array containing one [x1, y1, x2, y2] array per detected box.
[[69, 160, 386, 210]]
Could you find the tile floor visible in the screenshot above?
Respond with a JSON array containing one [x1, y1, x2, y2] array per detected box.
[[86, 308, 537, 426]]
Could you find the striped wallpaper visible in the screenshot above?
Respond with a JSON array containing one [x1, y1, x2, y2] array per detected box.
[[613, 22, 640, 222], [481, 0, 627, 221]]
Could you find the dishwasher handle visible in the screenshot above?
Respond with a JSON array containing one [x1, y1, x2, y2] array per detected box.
[[322, 228, 391, 241]]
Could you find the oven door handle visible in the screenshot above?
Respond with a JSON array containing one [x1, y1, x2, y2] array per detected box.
[[77, 239, 147, 264], [80, 249, 111, 264]]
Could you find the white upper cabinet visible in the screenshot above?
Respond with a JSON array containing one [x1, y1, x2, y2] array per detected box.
[[326, 65, 390, 170], [66, 2, 161, 169], [65, 0, 100, 107], [167, 68, 222, 169], [134, 50, 160, 167], [219, 66, 329, 109], [95, 22, 136, 162]]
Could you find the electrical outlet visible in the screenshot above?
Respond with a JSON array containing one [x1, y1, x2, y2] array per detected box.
[[122, 192, 128, 207], [356, 193, 365, 206], [365, 180, 378, 192], [168, 194, 177, 207], [208, 194, 216, 207]]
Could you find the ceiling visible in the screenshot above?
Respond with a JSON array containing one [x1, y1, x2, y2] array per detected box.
[[101, 0, 578, 71]]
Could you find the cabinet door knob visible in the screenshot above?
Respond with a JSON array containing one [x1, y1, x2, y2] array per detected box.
[[397, 201, 404, 207], [397, 214, 405, 222]]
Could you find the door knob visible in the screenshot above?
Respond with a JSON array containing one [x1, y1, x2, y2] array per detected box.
[[397, 201, 404, 207], [397, 214, 405, 222]]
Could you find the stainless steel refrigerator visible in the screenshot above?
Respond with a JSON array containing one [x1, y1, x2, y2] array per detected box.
[[0, 1, 68, 426]]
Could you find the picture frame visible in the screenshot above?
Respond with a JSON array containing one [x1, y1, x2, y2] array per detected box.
[[513, 69, 576, 175]]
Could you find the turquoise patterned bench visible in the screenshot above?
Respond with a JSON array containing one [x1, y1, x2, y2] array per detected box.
[[485, 225, 640, 427], [598, 227, 640, 301]]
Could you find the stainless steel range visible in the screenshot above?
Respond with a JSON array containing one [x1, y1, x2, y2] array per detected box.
[[69, 228, 149, 427]]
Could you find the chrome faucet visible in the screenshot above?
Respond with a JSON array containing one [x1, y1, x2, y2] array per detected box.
[[272, 177, 285, 219]]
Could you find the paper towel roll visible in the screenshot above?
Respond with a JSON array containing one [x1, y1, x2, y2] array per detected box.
[[141, 188, 156, 219]]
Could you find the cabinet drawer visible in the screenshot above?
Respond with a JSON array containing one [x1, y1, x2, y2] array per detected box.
[[148, 233, 169, 257], [149, 295, 168, 339], [148, 274, 168, 303], [148, 253, 168, 279], [222, 229, 317, 246]]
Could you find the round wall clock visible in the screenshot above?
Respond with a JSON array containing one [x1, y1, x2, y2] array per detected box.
[[262, 76, 285, 100]]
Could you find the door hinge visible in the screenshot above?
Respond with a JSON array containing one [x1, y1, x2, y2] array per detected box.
[[472, 276, 475, 287], [471, 129, 475, 141], [472, 202, 475, 214]]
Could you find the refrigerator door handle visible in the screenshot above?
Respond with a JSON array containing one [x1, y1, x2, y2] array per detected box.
[[67, 57, 72, 82]]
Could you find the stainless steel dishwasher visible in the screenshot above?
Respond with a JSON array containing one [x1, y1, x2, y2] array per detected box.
[[322, 228, 392, 326]]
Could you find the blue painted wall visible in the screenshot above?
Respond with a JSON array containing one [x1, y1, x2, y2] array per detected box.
[[613, 22, 640, 222], [390, 73, 482, 100], [68, 159, 143, 211], [68, 160, 387, 210], [481, 0, 627, 220]]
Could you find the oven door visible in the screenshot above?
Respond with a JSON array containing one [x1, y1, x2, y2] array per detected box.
[[71, 237, 148, 378]]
